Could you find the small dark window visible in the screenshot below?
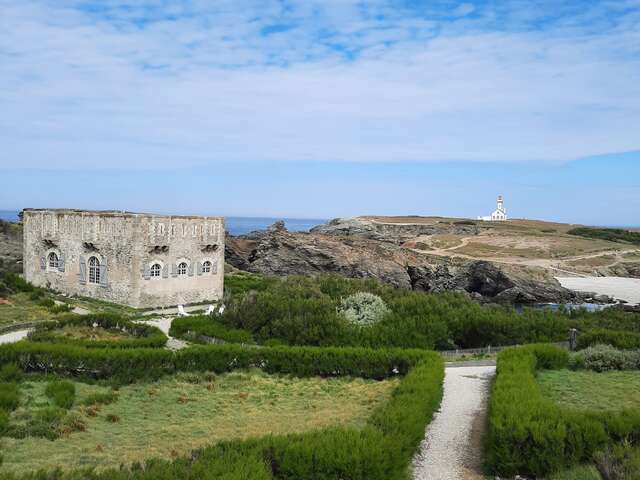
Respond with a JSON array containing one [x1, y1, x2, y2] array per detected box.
[[177, 262, 187, 276], [48, 252, 59, 269], [202, 261, 212, 273]]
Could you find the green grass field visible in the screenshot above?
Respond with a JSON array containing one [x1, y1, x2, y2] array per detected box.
[[537, 369, 640, 411], [1, 370, 397, 474], [0, 292, 60, 326]]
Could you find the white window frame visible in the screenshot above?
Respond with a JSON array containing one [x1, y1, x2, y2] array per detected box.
[[202, 260, 212, 274], [88, 256, 101, 284], [150, 263, 162, 278], [177, 262, 188, 276]]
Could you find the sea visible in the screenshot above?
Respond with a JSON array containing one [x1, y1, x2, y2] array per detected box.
[[0, 210, 326, 236]]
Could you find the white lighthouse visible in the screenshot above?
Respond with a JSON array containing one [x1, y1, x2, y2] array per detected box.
[[478, 195, 508, 221]]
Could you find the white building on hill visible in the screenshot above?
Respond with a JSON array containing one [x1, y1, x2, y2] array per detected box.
[[478, 195, 508, 221]]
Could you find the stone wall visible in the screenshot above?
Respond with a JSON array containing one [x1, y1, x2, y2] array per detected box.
[[23, 209, 224, 308]]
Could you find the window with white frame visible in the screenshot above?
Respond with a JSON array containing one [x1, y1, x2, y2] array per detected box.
[[48, 252, 59, 269], [177, 262, 187, 276], [88, 256, 100, 284], [202, 260, 212, 273], [150, 263, 161, 277]]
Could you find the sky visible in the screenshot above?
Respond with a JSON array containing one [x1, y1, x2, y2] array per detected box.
[[1, 0, 639, 224]]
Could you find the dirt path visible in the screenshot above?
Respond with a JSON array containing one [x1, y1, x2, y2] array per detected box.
[[412, 365, 495, 480]]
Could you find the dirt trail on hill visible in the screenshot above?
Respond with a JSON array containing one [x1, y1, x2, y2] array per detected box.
[[412, 365, 495, 480]]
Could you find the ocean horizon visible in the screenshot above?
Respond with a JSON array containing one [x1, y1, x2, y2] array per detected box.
[[0, 210, 327, 236]]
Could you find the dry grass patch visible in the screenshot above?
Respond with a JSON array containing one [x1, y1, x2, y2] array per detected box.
[[0, 370, 397, 474]]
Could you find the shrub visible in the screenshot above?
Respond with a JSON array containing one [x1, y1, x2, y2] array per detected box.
[[28, 313, 168, 349], [0, 408, 8, 435], [486, 344, 640, 477], [81, 391, 119, 406], [45, 380, 76, 409], [0, 362, 22, 382], [578, 329, 640, 350], [0, 272, 34, 293], [0, 382, 19, 411], [9, 406, 66, 440], [570, 345, 640, 372], [568, 227, 640, 246], [170, 316, 254, 344], [338, 292, 390, 327]]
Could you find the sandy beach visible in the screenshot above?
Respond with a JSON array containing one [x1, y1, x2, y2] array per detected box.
[[556, 277, 640, 305]]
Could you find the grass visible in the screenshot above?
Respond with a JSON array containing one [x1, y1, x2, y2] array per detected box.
[[0, 369, 397, 473], [566, 255, 617, 268], [46, 325, 133, 342], [537, 369, 640, 411], [0, 292, 60, 327]]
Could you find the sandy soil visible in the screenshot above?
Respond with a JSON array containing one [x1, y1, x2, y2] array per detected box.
[[556, 277, 640, 305], [412, 365, 496, 480]]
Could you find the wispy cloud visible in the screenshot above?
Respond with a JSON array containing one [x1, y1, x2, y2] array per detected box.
[[1, 0, 639, 169]]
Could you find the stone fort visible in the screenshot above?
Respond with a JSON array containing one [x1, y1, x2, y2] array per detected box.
[[23, 209, 225, 308]]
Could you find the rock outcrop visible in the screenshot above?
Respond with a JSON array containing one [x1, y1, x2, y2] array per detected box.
[[226, 220, 601, 304]]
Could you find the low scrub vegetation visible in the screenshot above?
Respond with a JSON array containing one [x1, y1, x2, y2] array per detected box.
[[577, 328, 640, 350], [28, 314, 167, 349], [568, 227, 640, 246], [211, 274, 640, 351], [169, 316, 254, 344], [570, 344, 640, 372]]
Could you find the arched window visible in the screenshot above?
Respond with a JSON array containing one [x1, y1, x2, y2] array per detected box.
[[202, 260, 212, 273], [88, 256, 100, 284], [177, 262, 187, 276], [48, 252, 59, 269], [150, 263, 161, 277]]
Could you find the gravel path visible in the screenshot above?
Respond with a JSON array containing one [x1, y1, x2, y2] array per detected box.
[[0, 329, 31, 345], [136, 317, 189, 350], [556, 276, 640, 305], [412, 365, 496, 480]]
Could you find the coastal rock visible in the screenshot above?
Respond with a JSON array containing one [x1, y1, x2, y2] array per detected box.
[[226, 224, 592, 304]]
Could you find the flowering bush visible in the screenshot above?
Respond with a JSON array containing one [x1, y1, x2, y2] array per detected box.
[[338, 292, 390, 327]]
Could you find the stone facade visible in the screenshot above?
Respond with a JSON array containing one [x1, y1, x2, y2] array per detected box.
[[23, 209, 224, 308]]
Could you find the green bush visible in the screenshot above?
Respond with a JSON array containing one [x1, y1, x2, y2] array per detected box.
[[28, 314, 167, 349], [486, 344, 640, 477], [338, 292, 390, 326], [0, 408, 8, 435], [45, 380, 76, 409], [0, 363, 22, 382], [568, 227, 640, 245], [570, 345, 640, 372], [214, 274, 640, 350], [0, 272, 34, 294], [578, 329, 640, 350], [0, 382, 19, 411], [81, 391, 118, 406], [170, 316, 254, 344], [7, 406, 67, 440]]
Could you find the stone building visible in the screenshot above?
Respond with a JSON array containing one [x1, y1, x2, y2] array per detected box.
[[23, 209, 224, 308]]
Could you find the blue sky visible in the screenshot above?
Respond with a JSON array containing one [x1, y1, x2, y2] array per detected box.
[[1, 0, 639, 224]]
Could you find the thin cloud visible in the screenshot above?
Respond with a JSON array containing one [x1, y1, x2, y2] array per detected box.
[[0, 0, 639, 169]]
